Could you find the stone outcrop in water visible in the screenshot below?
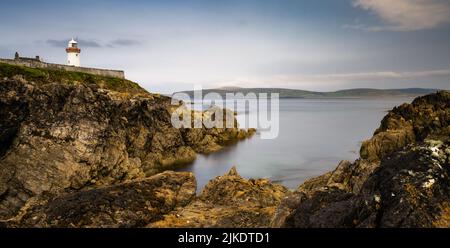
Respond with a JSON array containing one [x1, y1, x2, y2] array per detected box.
[[0, 64, 254, 220], [273, 91, 450, 228]]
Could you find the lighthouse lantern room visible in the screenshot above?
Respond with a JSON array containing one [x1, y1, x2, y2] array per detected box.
[[66, 38, 81, 67]]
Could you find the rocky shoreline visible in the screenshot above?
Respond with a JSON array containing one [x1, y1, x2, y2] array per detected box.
[[0, 63, 449, 228], [273, 91, 450, 228]]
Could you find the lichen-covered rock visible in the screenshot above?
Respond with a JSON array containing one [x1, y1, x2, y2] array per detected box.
[[199, 167, 288, 207], [297, 160, 354, 194], [5, 171, 196, 228], [280, 139, 450, 228], [360, 117, 415, 162], [149, 167, 290, 227], [0, 72, 253, 220], [361, 91, 449, 162]]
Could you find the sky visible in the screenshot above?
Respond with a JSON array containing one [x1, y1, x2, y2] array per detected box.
[[1, 0, 449, 94]]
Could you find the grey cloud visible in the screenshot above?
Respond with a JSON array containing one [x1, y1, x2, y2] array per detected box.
[[220, 69, 450, 88], [46, 39, 101, 48], [46, 39, 68, 48], [279, 69, 450, 81], [46, 38, 140, 48], [79, 39, 102, 47], [108, 39, 141, 47]]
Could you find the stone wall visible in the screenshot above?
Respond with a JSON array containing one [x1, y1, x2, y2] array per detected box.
[[0, 58, 125, 79]]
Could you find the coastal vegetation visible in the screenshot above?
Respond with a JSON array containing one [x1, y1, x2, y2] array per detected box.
[[0, 62, 145, 95]]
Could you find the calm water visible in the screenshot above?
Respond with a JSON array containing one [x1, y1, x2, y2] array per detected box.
[[176, 98, 414, 190]]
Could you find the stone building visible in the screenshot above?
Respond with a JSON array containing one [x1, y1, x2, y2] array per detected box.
[[14, 52, 42, 63]]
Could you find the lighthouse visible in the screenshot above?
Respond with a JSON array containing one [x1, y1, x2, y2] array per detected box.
[[66, 38, 81, 67]]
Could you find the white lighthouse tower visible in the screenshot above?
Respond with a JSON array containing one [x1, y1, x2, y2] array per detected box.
[[66, 38, 81, 67]]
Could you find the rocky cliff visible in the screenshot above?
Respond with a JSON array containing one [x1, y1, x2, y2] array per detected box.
[[0, 63, 254, 220]]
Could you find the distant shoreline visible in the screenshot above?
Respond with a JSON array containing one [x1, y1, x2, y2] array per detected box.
[[173, 87, 444, 99]]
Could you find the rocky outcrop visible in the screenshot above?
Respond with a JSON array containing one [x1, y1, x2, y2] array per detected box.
[[273, 91, 450, 228], [0, 67, 254, 220], [276, 139, 449, 228], [4, 171, 196, 228], [149, 167, 290, 227]]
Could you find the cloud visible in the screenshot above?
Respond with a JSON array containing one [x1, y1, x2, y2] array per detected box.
[[350, 0, 450, 31], [215, 69, 450, 88], [276, 69, 450, 83], [46, 39, 67, 48], [46, 38, 141, 48], [78, 39, 102, 48], [109, 39, 141, 47], [46, 39, 101, 48]]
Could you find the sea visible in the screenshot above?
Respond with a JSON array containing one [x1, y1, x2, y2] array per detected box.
[[176, 97, 415, 190]]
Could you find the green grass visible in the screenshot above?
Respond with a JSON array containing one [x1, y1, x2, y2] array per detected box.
[[0, 62, 148, 95]]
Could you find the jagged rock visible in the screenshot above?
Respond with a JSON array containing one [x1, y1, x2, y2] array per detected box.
[[149, 167, 290, 227], [297, 160, 354, 194], [281, 139, 450, 228], [5, 171, 196, 228], [360, 117, 415, 162], [0, 72, 254, 220], [361, 91, 449, 162]]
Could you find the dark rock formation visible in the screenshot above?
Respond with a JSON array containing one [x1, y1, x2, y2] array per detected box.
[[0, 68, 254, 220], [5, 171, 196, 227], [273, 91, 450, 228], [149, 167, 290, 227]]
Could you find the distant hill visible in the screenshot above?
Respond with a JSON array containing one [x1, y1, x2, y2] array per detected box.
[[176, 87, 441, 99]]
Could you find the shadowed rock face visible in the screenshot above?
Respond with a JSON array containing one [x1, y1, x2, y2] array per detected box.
[[6, 171, 196, 228], [0, 76, 254, 220], [273, 91, 450, 228]]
